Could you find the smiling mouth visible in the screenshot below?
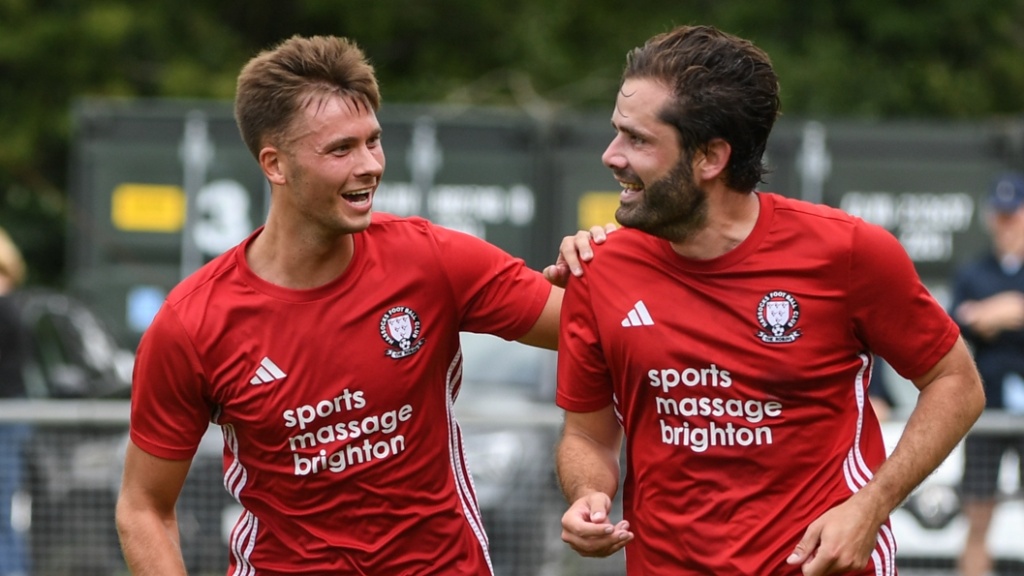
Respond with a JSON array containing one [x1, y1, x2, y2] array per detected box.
[[342, 189, 373, 205], [619, 181, 644, 202]]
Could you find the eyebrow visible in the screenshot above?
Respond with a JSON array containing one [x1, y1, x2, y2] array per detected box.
[[318, 127, 383, 153], [611, 117, 654, 142]]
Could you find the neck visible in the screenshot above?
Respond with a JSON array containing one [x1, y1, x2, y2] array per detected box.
[[670, 190, 759, 260], [246, 222, 356, 290]]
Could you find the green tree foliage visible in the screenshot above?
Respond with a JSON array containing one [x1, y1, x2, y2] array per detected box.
[[1, 0, 1023, 285]]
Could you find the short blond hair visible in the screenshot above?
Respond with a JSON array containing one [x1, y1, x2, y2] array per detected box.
[[0, 227, 26, 286]]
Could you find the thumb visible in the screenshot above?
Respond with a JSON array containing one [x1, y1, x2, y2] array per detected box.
[[584, 492, 612, 524], [786, 524, 820, 567], [542, 264, 569, 288]]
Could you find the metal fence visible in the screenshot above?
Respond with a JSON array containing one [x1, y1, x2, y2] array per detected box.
[[0, 400, 1019, 576]]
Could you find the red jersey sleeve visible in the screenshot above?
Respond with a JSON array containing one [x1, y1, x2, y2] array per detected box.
[[431, 224, 552, 341], [848, 220, 959, 380], [556, 272, 615, 413], [129, 303, 213, 460]]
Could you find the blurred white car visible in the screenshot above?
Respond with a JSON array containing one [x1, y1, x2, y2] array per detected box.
[[13, 288, 133, 575], [882, 413, 1024, 570], [455, 332, 564, 576]]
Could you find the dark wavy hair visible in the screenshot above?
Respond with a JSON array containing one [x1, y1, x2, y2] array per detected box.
[[622, 25, 780, 192], [234, 35, 380, 158]]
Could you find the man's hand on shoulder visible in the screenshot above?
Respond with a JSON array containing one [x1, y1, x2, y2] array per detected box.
[[543, 224, 618, 288]]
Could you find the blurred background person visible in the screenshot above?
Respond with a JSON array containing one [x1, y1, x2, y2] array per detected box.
[[867, 361, 898, 423], [951, 172, 1024, 576], [0, 227, 29, 576]]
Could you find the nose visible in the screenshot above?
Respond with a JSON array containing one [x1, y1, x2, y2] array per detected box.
[[602, 136, 625, 171], [355, 144, 385, 179]]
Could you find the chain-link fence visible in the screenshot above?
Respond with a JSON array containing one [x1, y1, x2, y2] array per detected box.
[[0, 400, 1020, 576], [884, 411, 1024, 576]]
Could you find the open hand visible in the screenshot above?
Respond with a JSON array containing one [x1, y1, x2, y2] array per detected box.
[[543, 223, 617, 287], [560, 491, 633, 558]]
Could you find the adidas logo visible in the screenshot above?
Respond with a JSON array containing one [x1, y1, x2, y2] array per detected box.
[[250, 357, 287, 385], [621, 300, 654, 327]]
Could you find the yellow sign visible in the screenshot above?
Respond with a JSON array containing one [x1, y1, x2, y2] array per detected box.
[[111, 184, 186, 232], [577, 191, 620, 230]]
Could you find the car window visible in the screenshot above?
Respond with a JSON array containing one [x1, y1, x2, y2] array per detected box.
[[16, 290, 132, 399], [23, 311, 71, 398]]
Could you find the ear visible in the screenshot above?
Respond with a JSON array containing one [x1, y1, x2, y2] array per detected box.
[[695, 138, 731, 182], [259, 146, 287, 185]]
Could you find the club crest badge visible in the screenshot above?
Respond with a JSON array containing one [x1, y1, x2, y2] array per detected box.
[[756, 290, 802, 344], [380, 306, 426, 359]]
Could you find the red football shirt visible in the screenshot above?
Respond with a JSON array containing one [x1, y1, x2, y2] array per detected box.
[[557, 192, 959, 575], [130, 213, 552, 575]]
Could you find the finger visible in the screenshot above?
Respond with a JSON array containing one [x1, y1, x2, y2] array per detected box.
[[596, 533, 633, 557], [543, 263, 570, 288], [607, 523, 635, 550], [787, 525, 820, 567], [557, 235, 587, 276], [572, 231, 595, 262], [799, 550, 830, 576], [591, 222, 618, 243], [563, 531, 630, 558], [561, 506, 611, 539]]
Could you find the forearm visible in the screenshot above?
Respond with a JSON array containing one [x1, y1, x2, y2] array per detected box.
[[117, 514, 188, 575], [556, 428, 621, 503], [857, 351, 983, 517], [116, 501, 188, 574], [955, 292, 1024, 339]]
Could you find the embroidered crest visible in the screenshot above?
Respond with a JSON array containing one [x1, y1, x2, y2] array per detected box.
[[756, 291, 802, 344], [380, 306, 426, 359]]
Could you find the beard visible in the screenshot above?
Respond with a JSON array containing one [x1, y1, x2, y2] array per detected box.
[[614, 153, 708, 243]]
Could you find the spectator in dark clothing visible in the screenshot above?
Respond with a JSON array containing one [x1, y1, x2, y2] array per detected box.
[[0, 227, 29, 576], [868, 362, 897, 422], [951, 172, 1024, 576]]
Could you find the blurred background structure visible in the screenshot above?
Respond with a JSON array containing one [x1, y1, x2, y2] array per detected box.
[[2, 1, 1024, 574], [5, 1, 1024, 289]]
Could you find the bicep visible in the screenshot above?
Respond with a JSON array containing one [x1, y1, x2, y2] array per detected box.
[[872, 336, 983, 507], [515, 286, 562, 350], [903, 335, 984, 469], [910, 335, 983, 395], [850, 224, 958, 377], [119, 440, 193, 516]]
